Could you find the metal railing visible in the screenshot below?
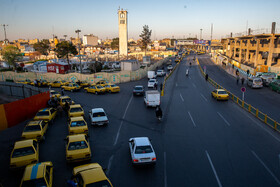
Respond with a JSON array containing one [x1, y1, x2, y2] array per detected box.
[[196, 58, 280, 132]]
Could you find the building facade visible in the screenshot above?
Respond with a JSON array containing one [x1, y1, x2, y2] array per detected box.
[[118, 9, 128, 56], [83, 34, 98, 46]]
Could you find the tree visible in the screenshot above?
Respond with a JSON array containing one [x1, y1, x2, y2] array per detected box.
[[33, 40, 50, 56], [1, 45, 22, 69], [111, 38, 119, 50], [54, 41, 78, 67], [139, 25, 152, 56]]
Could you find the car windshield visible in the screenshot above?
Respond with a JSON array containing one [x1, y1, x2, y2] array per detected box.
[[24, 125, 41, 132], [92, 112, 106, 118], [73, 84, 79, 87], [218, 91, 227, 94], [254, 79, 262, 83], [149, 80, 155, 83], [12, 146, 35, 158], [21, 178, 47, 187], [96, 85, 103, 89], [70, 107, 83, 113], [135, 145, 153, 154], [111, 85, 117, 87], [135, 87, 143, 90], [51, 91, 58, 95], [36, 111, 49, 116], [70, 121, 86, 127], [62, 98, 71, 103], [86, 180, 111, 187], [68, 141, 88, 150]]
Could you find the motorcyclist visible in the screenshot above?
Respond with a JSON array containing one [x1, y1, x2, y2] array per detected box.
[[155, 106, 163, 119]]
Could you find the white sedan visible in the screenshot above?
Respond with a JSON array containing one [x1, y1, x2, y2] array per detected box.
[[148, 79, 158, 88], [128, 137, 156, 165], [89, 108, 109, 126]]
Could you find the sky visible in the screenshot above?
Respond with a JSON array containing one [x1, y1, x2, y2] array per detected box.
[[0, 0, 280, 41]]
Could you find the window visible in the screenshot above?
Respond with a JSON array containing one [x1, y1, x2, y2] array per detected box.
[[120, 20, 125, 24], [135, 145, 153, 154], [71, 121, 86, 127], [36, 111, 49, 116], [24, 125, 41, 132], [12, 146, 35, 158], [68, 141, 88, 150], [92, 112, 105, 118], [70, 107, 83, 113]]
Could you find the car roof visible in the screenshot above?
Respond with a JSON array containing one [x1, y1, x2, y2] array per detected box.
[[216, 89, 226, 92], [60, 96, 70, 99], [133, 137, 151, 146], [74, 163, 108, 184], [14, 139, 35, 148], [27, 120, 42, 126], [70, 104, 82, 108], [70, 116, 85, 121], [68, 134, 86, 142], [38, 108, 50, 112], [135, 85, 143, 88], [149, 79, 156, 81], [91, 108, 105, 113], [23, 162, 51, 181]]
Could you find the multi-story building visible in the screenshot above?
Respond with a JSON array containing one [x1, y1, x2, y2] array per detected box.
[[83, 34, 98, 46], [29, 39, 39, 45]]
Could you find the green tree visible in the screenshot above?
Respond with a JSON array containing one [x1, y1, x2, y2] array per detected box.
[[139, 25, 152, 56], [33, 40, 50, 56], [1, 45, 22, 69], [111, 38, 119, 50], [54, 41, 78, 67]]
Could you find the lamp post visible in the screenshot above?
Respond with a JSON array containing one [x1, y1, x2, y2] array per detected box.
[[75, 29, 82, 73]]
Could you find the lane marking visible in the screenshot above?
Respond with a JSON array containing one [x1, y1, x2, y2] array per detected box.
[[176, 83, 178, 87], [278, 154, 280, 168], [180, 93, 184, 102], [106, 155, 114, 175], [200, 93, 208, 102], [164, 152, 167, 187], [217, 112, 231, 126], [205, 150, 223, 187], [251, 150, 280, 185], [192, 83, 196, 88], [188, 111, 196, 127], [113, 95, 133, 146]]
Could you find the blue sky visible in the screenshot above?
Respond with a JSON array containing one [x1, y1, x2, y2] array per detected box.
[[0, 0, 280, 41]]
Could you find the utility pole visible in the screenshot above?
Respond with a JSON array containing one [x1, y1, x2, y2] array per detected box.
[[75, 29, 82, 73], [1, 24, 9, 44], [210, 23, 213, 53]]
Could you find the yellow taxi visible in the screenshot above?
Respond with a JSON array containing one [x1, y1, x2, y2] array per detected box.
[[17, 79, 32, 85], [65, 134, 91, 162], [211, 89, 229, 101], [84, 85, 106, 95], [48, 81, 67, 88], [10, 139, 39, 169], [33, 108, 57, 124], [20, 162, 53, 187], [68, 116, 88, 135], [79, 81, 90, 87], [104, 84, 120, 93], [59, 96, 75, 106], [95, 80, 110, 87], [62, 83, 81, 92], [22, 120, 48, 141], [72, 163, 113, 187], [50, 90, 61, 98], [30, 80, 49, 87], [68, 104, 84, 117]]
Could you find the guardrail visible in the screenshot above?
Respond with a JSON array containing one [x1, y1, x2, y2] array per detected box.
[[196, 58, 280, 132]]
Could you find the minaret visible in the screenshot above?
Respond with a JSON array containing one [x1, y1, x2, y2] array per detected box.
[[118, 9, 128, 56]]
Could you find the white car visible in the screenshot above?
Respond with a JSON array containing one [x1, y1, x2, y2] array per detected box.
[[167, 65, 173, 71], [89, 108, 109, 125], [128, 137, 156, 165], [156, 70, 166, 77], [148, 79, 158, 88]]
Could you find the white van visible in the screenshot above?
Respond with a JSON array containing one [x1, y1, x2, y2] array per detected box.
[[247, 77, 263, 88], [147, 71, 156, 79], [144, 90, 160, 107]]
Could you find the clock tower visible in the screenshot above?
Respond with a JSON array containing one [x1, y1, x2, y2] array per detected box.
[[118, 9, 128, 56]]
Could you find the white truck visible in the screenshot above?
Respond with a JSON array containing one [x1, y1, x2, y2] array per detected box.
[[147, 71, 156, 79], [144, 90, 160, 107]]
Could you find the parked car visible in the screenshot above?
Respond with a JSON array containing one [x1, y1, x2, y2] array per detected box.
[[147, 71, 157, 79], [260, 74, 275, 86], [50, 90, 61, 98], [247, 77, 263, 88], [68, 104, 84, 118], [128, 137, 156, 165], [59, 96, 75, 106], [269, 80, 280, 93], [71, 163, 113, 186], [68, 116, 88, 135], [10, 139, 39, 169], [95, 80, 110, 87], [21, 120, 48, 141], [133, 85, 145, 96], [144, 90, 160, 107], [62, 83, 81, 92], [89, 108, 109, 126], [156, 70, 166, 77], [211, 89, 229, 101], [148, 79, 158, 88], [84, 85, 106, 94], [167, 65, 173, 71], [33, 108, 57, 124], [20, 162, 53, 187], [104, 84, 120, 93]]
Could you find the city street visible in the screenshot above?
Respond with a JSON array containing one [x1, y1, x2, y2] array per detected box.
[[1, 56, 280, 186]]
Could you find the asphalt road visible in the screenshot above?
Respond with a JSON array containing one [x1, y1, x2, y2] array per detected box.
[[1, 55, 280, 187]]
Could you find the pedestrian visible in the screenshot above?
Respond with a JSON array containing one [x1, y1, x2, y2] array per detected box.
[[205, 74, 208, 81], [61, 88, 65, 96], [64, 101, 70, 113], [154, 82, 158, 90], [236, 76, 239, 85], [236, 69, 239, 76], [57, 104, 63, 117], [160, 83, 163, 91], [67, 176, 77, 187], [241, 77, 245, 85]]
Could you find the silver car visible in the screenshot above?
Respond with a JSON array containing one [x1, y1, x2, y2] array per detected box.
[[89, 108, 109, 125]]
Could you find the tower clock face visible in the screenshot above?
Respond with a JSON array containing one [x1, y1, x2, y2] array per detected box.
[[120, 13, 125, 18]]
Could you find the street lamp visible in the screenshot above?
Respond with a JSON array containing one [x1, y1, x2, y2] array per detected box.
[[75, 29, 82, 73]]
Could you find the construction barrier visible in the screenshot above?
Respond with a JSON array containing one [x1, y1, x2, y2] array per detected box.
[[196, 58, 280, 132], [0, 91, 50, 131]]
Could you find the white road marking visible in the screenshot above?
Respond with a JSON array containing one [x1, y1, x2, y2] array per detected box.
[[200, 93, 208, 102], [176, 83, 178, 87], [192, 83, 196, 88], [106, 155, 114, 175], [113, 95, 133, 146], [188, 111, 196, 127], [180, 93, 184, 102], [205, 150, 223, 187], [251, 150, 280, 185], [164, 152, 168, 187], [278, 154, 280, 168], [217, 112, 231, 126]]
